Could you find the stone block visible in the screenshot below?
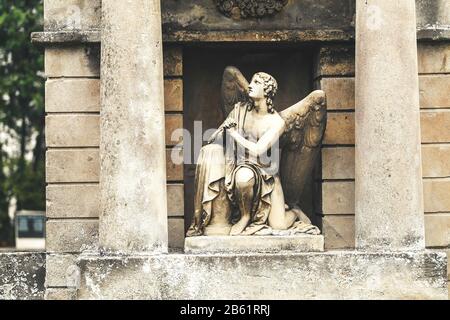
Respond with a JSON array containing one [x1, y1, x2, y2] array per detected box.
[[425, 214, 450, 248], [0, 253, 45, 300], [321, 147, 355, 180], [322, 181, 354, 214], [44, 0, 101, 31], [323, 112, 355, 145], [322, 145, 450, 181], [166, 148, 183, 181], [422, 145, 450, 178], [77, 251, 448, 299], [163, 46, 182, 77], [46, 114, 100, 147], [320, 77, 355, 110], [46, 184, 99, 218], [46, 219, 99, 253], [421, 111, 450, 143], [169, 218, 185, 249], [315, 46, 355, 78], [185, 235, 324, 254], [46, 149, 99, 183], [319, 75, 450, 111], [167, 184, 184, 217], [46, 254, 77, 287], [423, 178, 450, 213], [45, 288, 77, 300], [45, 45, 100, 77], [165, 114, 183, 146], [323, 215, 355, 249], [419, 75, 450, 109], [46, 79, 100, 112], [164, 79, 183, 112], [418, 43, 450, 74]]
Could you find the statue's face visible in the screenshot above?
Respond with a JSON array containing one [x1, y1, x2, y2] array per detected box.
[[248, 75, 265, 100]]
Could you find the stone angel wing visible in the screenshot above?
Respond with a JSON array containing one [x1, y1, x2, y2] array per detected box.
[[279, 90, 327, 209], [220, 66, 249, 118]]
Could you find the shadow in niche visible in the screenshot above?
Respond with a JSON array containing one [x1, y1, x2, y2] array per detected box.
[[183, 43, 322, 234]]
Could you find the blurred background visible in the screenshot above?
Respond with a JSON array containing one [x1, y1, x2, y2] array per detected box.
[[0, 0, 45, 249]]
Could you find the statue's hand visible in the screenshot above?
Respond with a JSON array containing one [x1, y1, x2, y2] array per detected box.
[[223, 118, 237, 130]]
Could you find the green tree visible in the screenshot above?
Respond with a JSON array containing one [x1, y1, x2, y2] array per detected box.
[[0, 0, 44, 246]]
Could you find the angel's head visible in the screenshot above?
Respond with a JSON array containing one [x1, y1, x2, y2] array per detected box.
[[248, 72, 278, 113]]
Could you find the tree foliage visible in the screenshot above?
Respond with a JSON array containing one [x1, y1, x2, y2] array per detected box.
[[0, 0, 44, 245]]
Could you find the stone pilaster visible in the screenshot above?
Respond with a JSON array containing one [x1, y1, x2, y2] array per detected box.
[[99, 0, 168, 253], [355, 0, 425, 250]]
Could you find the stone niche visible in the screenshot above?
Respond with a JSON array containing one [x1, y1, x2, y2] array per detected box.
[[183, 44, 321, 233]]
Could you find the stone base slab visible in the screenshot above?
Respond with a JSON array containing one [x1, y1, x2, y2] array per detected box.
[[77, 250, 447, 300], [184, 235, 324, 254]]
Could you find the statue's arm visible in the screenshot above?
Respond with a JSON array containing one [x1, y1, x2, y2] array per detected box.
[[228, 120, 284, 156]]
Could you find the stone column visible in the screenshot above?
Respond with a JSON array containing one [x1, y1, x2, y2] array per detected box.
[[99, 0, 168, 253], [355, 0, 425, 250]]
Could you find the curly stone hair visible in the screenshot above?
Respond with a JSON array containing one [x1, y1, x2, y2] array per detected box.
[[248, 72, 278, 113]]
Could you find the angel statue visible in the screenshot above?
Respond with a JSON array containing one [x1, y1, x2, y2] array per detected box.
[[186, 66, 327, 237]]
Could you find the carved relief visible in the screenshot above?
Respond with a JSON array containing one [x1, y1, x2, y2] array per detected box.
[[214, 0, 288, 19]]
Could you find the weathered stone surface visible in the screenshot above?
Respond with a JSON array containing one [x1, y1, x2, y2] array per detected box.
[[46, 79, 100, 113], [355, 0, 425, 250], [100, 0, 168, 253], [45, 45, 100, 77], [422, 145, 450, 178], [421, 111, 450, 143], [416, 0, 450, 31], [32, 30, 101, 44], [315, 46, 355, 78], [418, 43, 450, 74], [323, 112, 354, 145], [165, 114, 183, 146], [163, 46, 182, 77], [0, 253, 45, 300], [167, 184, 184, 217], [320, 77, 355, 110], [323, 215, 355, 249], [322, 147, 355, 180], [46, 114, 99, 147], [423, 179, 450, 213], [46, 184, 99, 218], [77, 251, 448, 299], [46, 219, 99, 253], [425, 214, 450, 248], [168, 218, 185, 249], [44, 0, 101, 31], [162, 0, 355, 34], [419, 75, 450, 109], [45, 288, 77, 300], [167, 148, 184, 181], [46, 254, 77, 287], [185, 235, 324, 254], [46, 149, 99, 183], [322, 181, 354, 215], [164, 79, 183, 112]]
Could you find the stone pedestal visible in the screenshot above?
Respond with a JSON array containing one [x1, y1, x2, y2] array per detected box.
[[99, 0, 168, 253], [184, 235, 324, 254], [355, 0, 425, 250]]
